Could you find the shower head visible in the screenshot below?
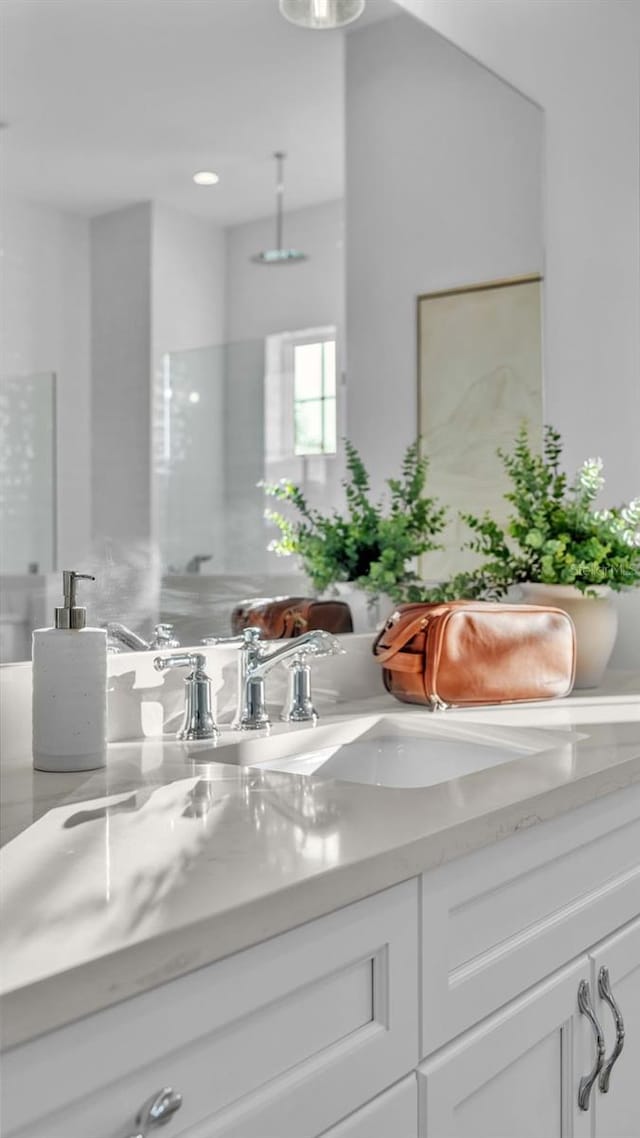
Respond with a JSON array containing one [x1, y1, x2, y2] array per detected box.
[[251, 247, 307, 265]]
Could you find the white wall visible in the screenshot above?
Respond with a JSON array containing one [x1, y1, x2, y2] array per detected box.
[[91, 203, 153, 543], [0, 194, 91, 566], [225, 199, 344, 343], [152, 202, 226, 360], [345, 12, 544, 488], [91, 201, 227, 552], [396, 0, 640, 506]]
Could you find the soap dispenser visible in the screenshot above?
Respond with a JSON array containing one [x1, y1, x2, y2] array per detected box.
[[32, 571, 107, 772]]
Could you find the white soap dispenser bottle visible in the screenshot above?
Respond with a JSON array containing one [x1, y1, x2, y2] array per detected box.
[[32, 570, 107, 772]]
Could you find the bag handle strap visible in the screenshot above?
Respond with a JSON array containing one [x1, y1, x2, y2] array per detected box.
[[376, 649, 424, 673], [372, 610, 434, 666], [283, 605, 307, 637]]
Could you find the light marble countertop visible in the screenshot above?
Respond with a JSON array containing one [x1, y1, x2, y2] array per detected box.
[[1, 672, 639, 1050]]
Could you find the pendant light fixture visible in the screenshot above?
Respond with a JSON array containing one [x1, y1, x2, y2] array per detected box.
[[279, 0, 365, 31], [251, 152, 308, 265]]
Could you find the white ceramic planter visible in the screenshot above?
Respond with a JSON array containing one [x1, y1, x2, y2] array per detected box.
[[518, 582, 618, 690], [331, 583, 396, 634]]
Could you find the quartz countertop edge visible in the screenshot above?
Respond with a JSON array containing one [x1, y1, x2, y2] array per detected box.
[[3, 733, 640, 1051]]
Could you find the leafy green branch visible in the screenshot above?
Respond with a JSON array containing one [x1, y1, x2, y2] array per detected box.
[[425, 424, 640, 601], [264, 439, 447, 602]]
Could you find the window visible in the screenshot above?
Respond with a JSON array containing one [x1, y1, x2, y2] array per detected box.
[[293, 338, 337, 455]]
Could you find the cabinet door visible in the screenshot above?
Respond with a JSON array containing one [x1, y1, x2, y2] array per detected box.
[[591, 916, 640, 1138], [320, 1076, 417, 1138], [418, 959, 594, 1138]]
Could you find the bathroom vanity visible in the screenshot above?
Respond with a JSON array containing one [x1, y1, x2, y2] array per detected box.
[[1, 674, 640, 1138]]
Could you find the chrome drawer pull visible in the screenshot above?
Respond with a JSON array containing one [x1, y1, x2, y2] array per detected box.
[[598, 966, 625, 1093], [126, 1087, 183, 1138], [578, 979, 605, 1111]]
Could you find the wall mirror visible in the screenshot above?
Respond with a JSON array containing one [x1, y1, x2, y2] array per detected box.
[[0, 0, 543, 660]]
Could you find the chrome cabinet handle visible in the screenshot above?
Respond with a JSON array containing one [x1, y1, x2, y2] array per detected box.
[[126, 1087, 183, 1138], [578, 979, 606, 1111], [598, 966, 625, 1092]]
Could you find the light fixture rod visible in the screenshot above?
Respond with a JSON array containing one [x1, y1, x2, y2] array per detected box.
[[250, 151, 307, 263], [275, 151, 285, 252]]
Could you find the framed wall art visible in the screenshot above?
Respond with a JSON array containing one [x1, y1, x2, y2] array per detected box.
[[417, 274, 543, 579]]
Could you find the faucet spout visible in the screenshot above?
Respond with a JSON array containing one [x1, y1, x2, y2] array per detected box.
[[106, 622, 180, 653], [251, 630, 344, 679], [106, 622, 151, 652]]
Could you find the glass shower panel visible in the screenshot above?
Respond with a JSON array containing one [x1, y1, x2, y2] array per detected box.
[[0, 373, 56, 575], [156, 340, 266, 575], [224, 339, 269, 575]]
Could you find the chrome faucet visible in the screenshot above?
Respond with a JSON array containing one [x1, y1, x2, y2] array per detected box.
[[203, 627, 344, 730], [185, 553, 212, 574], [106, 622, 180, 653]]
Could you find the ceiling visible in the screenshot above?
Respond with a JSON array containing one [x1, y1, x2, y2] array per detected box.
[[0, 0, 397, 226]]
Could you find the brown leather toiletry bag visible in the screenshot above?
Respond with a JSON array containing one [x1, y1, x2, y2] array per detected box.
[[231, 596, 354, 640], [372, 600, 576, 708]]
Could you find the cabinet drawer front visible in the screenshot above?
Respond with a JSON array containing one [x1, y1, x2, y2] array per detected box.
[[320, 1075, 418, 1138], [421, 784, 640, 1055], [4, 880, 418, 1138]]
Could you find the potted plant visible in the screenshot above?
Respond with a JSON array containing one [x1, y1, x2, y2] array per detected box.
[[264, 439, 446, 631], [426, 425, 640, 687]]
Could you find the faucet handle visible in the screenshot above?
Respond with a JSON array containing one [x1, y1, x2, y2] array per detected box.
[[155, 651, 206, 672], [154, 653, 218, 741], [301, 631, 345, 658], [150, 623, 180, 649], [281, 652, 318, 723], [280, 633, 344, 723]]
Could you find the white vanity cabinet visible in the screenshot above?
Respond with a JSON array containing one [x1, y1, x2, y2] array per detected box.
[[3, 785, 640, 1138]]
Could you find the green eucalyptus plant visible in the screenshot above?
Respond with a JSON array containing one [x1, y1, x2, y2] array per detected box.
[[426, 424, 640, 602], [264, 439, 446, 603]]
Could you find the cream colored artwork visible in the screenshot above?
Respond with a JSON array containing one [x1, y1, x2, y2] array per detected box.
[[418, 276, 542, 579]]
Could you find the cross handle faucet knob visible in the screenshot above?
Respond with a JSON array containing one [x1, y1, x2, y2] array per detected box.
[[154, 653, 218, 741]]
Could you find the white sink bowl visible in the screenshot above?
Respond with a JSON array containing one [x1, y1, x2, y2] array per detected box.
[[196, 713, 581, 790]]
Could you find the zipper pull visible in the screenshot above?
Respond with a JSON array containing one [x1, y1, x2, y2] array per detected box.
[[430, 694, 448, 711]]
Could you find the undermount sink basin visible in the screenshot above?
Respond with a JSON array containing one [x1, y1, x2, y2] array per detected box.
[[197, 714, 582, 790]]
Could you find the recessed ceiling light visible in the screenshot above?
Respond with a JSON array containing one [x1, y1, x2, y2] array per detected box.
[[193, 171, 219, 186]]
